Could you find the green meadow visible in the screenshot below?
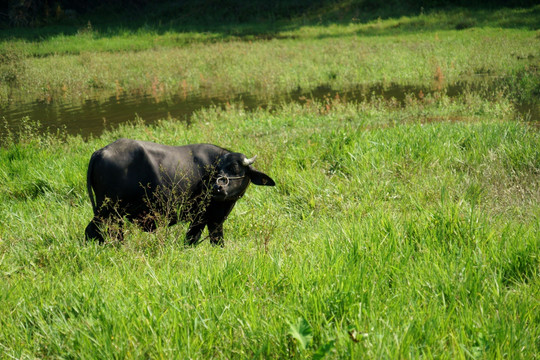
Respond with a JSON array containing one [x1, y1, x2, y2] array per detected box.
[[1, 3, 539, 359], [1, 5, 539, 104]]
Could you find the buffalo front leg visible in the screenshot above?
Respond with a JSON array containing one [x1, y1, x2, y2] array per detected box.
[[208, 222, 224, 247]]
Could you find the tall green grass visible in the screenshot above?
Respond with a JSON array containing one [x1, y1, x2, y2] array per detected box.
[[0, 95, 538, 358]]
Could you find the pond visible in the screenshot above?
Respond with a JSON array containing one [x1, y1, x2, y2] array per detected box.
[[1, 82, 538, 145]]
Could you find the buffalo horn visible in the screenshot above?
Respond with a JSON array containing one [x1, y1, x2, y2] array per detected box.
[[243, 155, 257, 166]]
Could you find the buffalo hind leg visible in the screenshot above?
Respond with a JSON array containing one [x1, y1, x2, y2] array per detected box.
[[85, 216, 124, 244], [208, 222, 224, 247], [185, 221, 206, 246], [85, 218, 104, 243]]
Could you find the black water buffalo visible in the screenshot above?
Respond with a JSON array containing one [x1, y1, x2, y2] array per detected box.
[[84, 138, 275, 245]]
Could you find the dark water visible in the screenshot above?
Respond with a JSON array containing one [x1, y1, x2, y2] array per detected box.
[[1, 82, 538, 144]]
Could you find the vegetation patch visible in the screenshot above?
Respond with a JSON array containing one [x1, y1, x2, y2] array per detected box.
[[1, 96, 538, 358]]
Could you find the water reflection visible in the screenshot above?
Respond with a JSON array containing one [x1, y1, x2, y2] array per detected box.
[[1, 82, 538, 144]]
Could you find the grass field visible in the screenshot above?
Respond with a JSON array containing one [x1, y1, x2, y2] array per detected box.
[[1, 93, 539, 358], [1, 3, 539, 359]]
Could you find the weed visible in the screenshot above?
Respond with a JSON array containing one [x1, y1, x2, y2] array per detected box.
[[0, 44, 26, 87]]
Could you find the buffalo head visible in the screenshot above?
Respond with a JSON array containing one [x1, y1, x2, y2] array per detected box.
[[212, 152, 275, 201]]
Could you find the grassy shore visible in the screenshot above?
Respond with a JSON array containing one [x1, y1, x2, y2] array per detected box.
[[1, 93, 539, 357], [1, 6, 539, 105]]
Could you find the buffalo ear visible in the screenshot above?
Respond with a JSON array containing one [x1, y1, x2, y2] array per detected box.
[[249, 168, 276, 186]]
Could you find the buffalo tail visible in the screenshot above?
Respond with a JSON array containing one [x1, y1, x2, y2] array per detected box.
[[87, 152, 97, 215]]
